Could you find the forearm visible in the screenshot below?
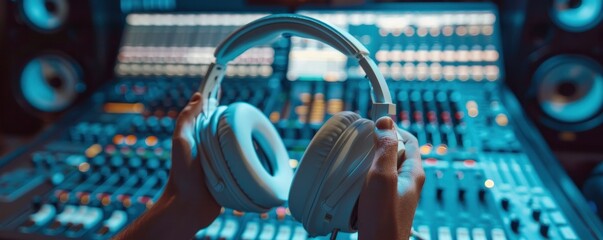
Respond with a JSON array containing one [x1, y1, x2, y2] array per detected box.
[[114, 193, 204, 240]]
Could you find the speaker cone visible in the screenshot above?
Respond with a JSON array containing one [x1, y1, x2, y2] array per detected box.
[[552, 0, 603, 32], [21, 0, 69, 32], [19, 54, 83, 112], [534, 55, 603, 130]]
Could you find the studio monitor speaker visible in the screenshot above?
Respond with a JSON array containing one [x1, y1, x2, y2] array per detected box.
[[501, 0, 603, 153], [0, 0, 114, 135]]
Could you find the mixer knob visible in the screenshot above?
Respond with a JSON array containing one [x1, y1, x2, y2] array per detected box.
[[501, 197, 510, 211], [510, 217, 520, 233], [532, 208, 542, 222]]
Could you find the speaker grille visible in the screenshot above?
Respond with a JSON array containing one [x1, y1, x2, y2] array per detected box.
[[19, 54, 84, 112], [552, 0, 603, 32], [21, 0, 69, 32], [534, 55, 603, 130]]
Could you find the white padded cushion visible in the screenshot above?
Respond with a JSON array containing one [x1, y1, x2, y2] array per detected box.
[[217, 102, 293, 210], [289, 111, 361, 221], [199, 106, 266, 211]]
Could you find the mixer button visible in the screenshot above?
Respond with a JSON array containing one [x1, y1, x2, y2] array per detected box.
[[259, 222, 276, 240], [241, 221, 259, 240], [471, 228, 486, 240], [275, 225, 292, 240], [204, 218, 223, 239], [26, 204, 56, 227], [219, 218, 238, 239], [456, 227, 470, 240], [437, 226, 452, 240], [415, 225, 431, 240], [560, 226, 578, 240], [491, 228, 507, 240], [549, 211, 567, 224], [292, 226, 307, 240]]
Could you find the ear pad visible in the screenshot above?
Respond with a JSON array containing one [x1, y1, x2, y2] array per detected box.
[[289, 111, 376, 236], [199, 102, 293, 212]]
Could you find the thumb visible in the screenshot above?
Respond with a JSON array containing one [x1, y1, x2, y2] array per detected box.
[[358, 116, 400, 238], [371, 117, 399, 175], [173, 92, 204, 141]]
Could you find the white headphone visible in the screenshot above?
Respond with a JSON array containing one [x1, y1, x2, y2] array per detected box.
[[194, 13, 399, 236]]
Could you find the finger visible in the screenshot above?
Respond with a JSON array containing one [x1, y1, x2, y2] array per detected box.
[[370, 117, 399, 176], [173, 92, 203, 140], [398, 128, 418, 145], [396, 128, 419, 160], [394, 128, 424, 187], [358, 117, 401, 238]]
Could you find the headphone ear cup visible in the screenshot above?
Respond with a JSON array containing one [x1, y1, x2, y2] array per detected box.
[[289, 111, 375, 236], [203, 102, 293, 212]]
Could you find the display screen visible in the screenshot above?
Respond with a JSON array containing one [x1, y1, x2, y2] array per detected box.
[[115, 13, 274, 77], [289, 7, 502, 82]]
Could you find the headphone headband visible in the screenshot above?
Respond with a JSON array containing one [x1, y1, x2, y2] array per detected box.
[[199, 14, 396, 119]]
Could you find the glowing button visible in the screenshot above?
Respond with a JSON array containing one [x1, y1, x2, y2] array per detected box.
[[289, 159, 299, 169], [463, 159, 476, 167], [78, 162, 90, 172], [85, 144, 102, 158], [420, 144, 433, 155], [101, 195, 111, 206], [233, 210, 245, 217], [276, 207, 287, 220], [145, 200, 154, 209], [484, 179, 495, 189], [125, 135, 137, 146], [145, 136, 158, 147], [495, 114, 508, 126], [59, 192, 69, 203], [122, 197, 132, 208], [269, 111, 280, 123], [425, 158, 438, 166], [436, 145, 448, 155], [80, 194, 90, 205], [113, 134, 124, 145]]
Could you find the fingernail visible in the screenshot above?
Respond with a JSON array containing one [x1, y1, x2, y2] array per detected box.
[[190, 93, 201, 104], [376, 117, 394, 130]]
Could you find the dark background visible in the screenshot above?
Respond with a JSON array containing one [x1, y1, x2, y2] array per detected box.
[[1, 0, 602, 218]]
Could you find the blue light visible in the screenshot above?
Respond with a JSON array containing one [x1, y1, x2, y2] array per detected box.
[[535, 55, 603, 129], [541, 75, 603, 122], [21, 0, 68, 31], [20, 55, 81, 112], [553, 0, 603, 32]]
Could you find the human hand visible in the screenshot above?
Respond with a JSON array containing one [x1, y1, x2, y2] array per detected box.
[[161, 92, 221, 227], [358, 117, 425, 239], [115, 93, 221, 239]]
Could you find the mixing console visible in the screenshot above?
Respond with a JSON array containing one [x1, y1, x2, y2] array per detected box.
[[1, 3, 602, 240]]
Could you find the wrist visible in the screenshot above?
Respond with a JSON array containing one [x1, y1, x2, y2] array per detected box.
[[158, 186, 219, 230]]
